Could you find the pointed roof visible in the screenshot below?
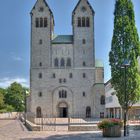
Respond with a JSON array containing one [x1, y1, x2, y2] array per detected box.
[[30, 0, 54, 18], [104, 79, 111, 86], [72, 0, 95, 16]]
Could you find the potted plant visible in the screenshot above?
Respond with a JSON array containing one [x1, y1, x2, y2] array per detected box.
[[98, 119, 123, 137]]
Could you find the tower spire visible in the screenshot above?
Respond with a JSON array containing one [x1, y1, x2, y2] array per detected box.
[[72, 0, 94, 25], [30, 0, 54, 17]]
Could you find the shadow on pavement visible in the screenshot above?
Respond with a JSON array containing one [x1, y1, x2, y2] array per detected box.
[[20, 132, 102, 140]]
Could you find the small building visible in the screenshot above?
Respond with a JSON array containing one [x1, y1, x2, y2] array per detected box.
[[105, 80, 140, 120]]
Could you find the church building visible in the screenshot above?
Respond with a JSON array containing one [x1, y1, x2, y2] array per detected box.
[[29, 0, 105, 118]]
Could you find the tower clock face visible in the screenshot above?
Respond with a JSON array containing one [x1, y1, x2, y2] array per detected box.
[[81, 6, 86, 12]]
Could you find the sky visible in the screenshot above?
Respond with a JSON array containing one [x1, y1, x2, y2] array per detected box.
[[0, 0, 140, 88]]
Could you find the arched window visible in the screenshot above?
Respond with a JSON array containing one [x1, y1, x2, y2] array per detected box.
[[62, 90, 65, 98], [60, 58, 65, 67], [63, 79, 66, 83], [59, 91, 62, 98], [83, 62, 86, 66], [59, 90, 67, 98], [54, 58, 59, 67], [82, 39, 86, 44], [86, 106, 91, 118], [101, 95, 105, 105], [77, 17, 81, 27], [86, 17, 90, 27], [39, 73, 42, 79], [39, 39, 42, 44], [64, 91, 67, 98], [39, 7, 44, 12], [82, 17, 85, 27], [39, 62, 42, 67], [38, 92, 42, 97], [67, 58, 71, 67], [36, 107, 42, 118], [44, 17, 48, 27], [83, 92, 86, 97], [52, 73, 56, 78], [83, 73, 86, 78], [69, 73, 73, 78], [36, 18, 39, 27], [40, 17, 43, 27]]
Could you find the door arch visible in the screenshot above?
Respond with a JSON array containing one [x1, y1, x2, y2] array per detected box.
[[58, 102, 68, 118], [52, 86, 74, 117], [86, 106, 91, 118], [36, 106, 42, 118]]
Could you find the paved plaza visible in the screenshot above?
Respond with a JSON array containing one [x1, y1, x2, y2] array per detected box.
[[0, 120, 140, 140]]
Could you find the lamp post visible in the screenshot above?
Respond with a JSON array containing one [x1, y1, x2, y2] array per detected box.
[[121, 59, 130, 136]]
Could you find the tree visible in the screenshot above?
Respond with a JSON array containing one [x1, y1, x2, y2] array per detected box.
[[109, 0, 140, 110], [0, 93, 4, 109], [0, 88, 5, 109], [4, 82, 25, 112]]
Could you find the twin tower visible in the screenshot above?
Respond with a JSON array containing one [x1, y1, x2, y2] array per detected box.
[[30, 0, 95, 69], [29, 0, 105, 118]]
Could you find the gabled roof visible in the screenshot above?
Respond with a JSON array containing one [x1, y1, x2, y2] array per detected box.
[[52, 35, 73, 44], [72, 0, 95, 16], [30, 0, 54, 19], [104, 79, 111, 86]]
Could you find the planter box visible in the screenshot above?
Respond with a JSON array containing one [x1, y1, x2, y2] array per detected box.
[[103, 125, 121, 137]]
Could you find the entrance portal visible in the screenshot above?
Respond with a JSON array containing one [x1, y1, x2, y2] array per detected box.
[[58, 102, 68, 118], [59, 107, 68, 118]]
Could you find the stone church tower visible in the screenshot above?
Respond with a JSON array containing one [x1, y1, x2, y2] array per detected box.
[[29, 0, 105, 118], [72, 0, 95, 67]]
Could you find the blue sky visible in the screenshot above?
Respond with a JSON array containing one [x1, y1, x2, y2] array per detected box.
[[0, 0, 140, 88]]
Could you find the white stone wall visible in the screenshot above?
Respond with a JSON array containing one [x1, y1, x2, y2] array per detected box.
[[95, 68, 104, 83], [105, 82, 121, 109], [73, 0, 95, 67], [92, 84, 106, 118], [51, 44, 73, 68], [26, 96, 31, 112], [31, 0, 53, 68], [30, 67, 96, 117]]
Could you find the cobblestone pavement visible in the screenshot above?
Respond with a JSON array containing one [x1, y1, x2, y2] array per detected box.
[[0, 120, 140, 140]]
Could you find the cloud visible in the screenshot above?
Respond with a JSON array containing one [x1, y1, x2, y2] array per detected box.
[[0, 77, 29, 88], [12, 56, 23, 61], [10, 52, 23, 61]]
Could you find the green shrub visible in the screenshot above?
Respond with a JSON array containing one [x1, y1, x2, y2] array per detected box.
[[5, 105, 15, 112], [0, 105, 15, 113], [0, 109, 7, 113]]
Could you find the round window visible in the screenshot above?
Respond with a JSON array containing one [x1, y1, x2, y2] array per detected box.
[[81, 6, 86, 12]]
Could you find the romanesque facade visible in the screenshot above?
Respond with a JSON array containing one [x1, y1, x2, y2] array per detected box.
[[29, 0, 105, 118]]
